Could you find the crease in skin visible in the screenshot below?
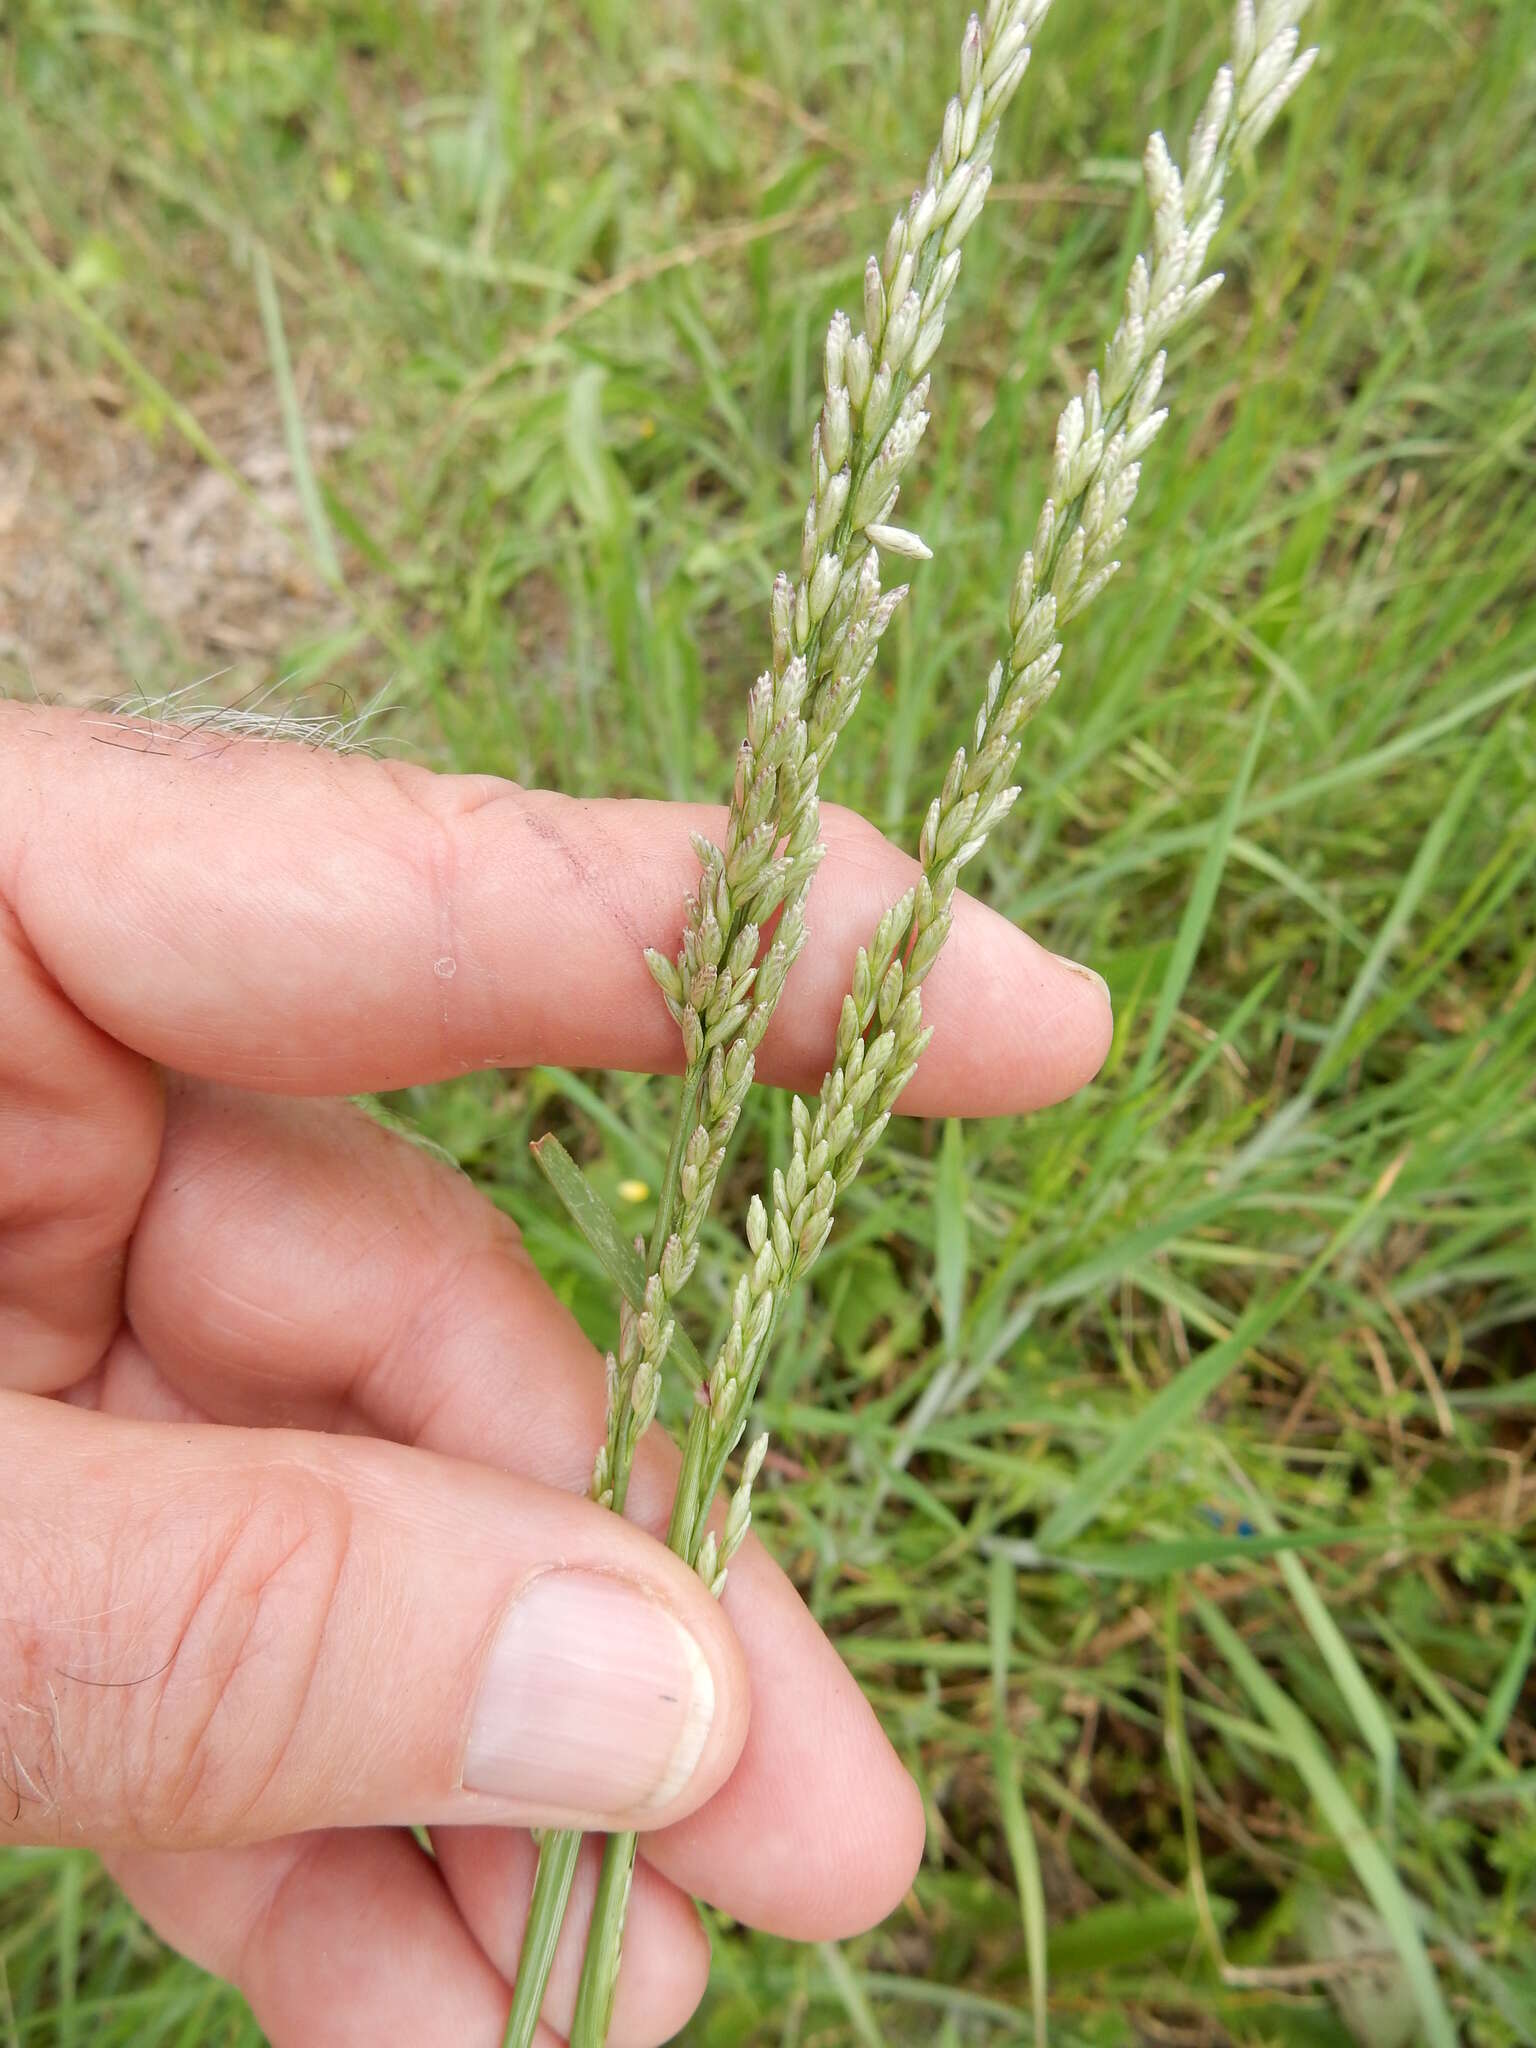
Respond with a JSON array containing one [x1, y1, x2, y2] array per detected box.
[[380, 769, 469, 1062], [521, 796, 654, 958]]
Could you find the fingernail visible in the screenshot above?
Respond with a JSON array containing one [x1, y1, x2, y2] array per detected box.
[[464, 1571, 715, 1820], [1059, 955, 1112, 1006]]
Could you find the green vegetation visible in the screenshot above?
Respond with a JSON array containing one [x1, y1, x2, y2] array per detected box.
[[2, 1, 1532, 2043]]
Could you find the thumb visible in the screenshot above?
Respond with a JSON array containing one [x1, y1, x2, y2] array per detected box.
[[0, 1394, 747, 1849]]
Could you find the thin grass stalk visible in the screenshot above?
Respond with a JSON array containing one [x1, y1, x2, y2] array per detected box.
[[504, 8, 1060, 2041], [561, 4, 1317, 2040]]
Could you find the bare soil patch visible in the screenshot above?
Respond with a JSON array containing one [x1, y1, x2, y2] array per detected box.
[[0, 337, 345, 708]]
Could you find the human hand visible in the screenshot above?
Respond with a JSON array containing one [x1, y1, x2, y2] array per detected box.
[[0, 701, 1110, 2046]]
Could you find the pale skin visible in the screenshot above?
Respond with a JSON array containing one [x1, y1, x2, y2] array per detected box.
[[0, 700, 1111, 2046]]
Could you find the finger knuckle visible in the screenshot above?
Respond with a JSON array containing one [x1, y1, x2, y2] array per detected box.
[[372, 758, 529, 1048], [120, 1466, 352, 1845], [376, 758, 518, 913]]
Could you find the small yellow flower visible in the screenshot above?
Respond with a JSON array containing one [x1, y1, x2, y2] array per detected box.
[[617, 1178, 650, 1204]]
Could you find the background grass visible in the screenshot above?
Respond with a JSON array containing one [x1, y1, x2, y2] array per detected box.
[[3, 0, 1534, 2041]]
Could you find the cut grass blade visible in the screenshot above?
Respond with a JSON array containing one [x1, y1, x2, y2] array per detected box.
[[1162, 1586, 1231, 1971], [1229, 721, 1508, 1179], [1450, 1583, 1536, 1790], [856, 1120, 976, 1531], [1308, 725, 1500, 1093], [1020, 1518, 1451, 1578], [53, 1859, 79, 2048], [934, 1119, 969, 1362], [1221, 1456, 1399, 1842], [1197, 1599, 1457, 2048], [988, 1554, 1048, 2048], [1038, 1153, 1410, 1548], [252, 240, 343, 586], [1043, 1894, 1232, 1977], [1131, 686, 1274, 1090], [817, 1944, 886, 2048]]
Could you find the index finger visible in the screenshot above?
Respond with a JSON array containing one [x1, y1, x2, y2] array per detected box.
[[1, 702, 1110, 1112]]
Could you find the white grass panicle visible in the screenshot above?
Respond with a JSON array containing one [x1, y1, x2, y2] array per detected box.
[[510, 7, 1318, 2045], [509, 9, 1062, 2045], [680, 0, 1319, 1618], [508, 17, 1060, 2046], [594, 0, 1059, 1535]]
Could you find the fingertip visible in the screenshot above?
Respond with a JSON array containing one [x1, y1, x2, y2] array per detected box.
[[904, 890, 1113, 1116], [758, 1720, 925, 1942], [1050, 949, 1115, 1092], [872, 1757, 928, 1930]]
